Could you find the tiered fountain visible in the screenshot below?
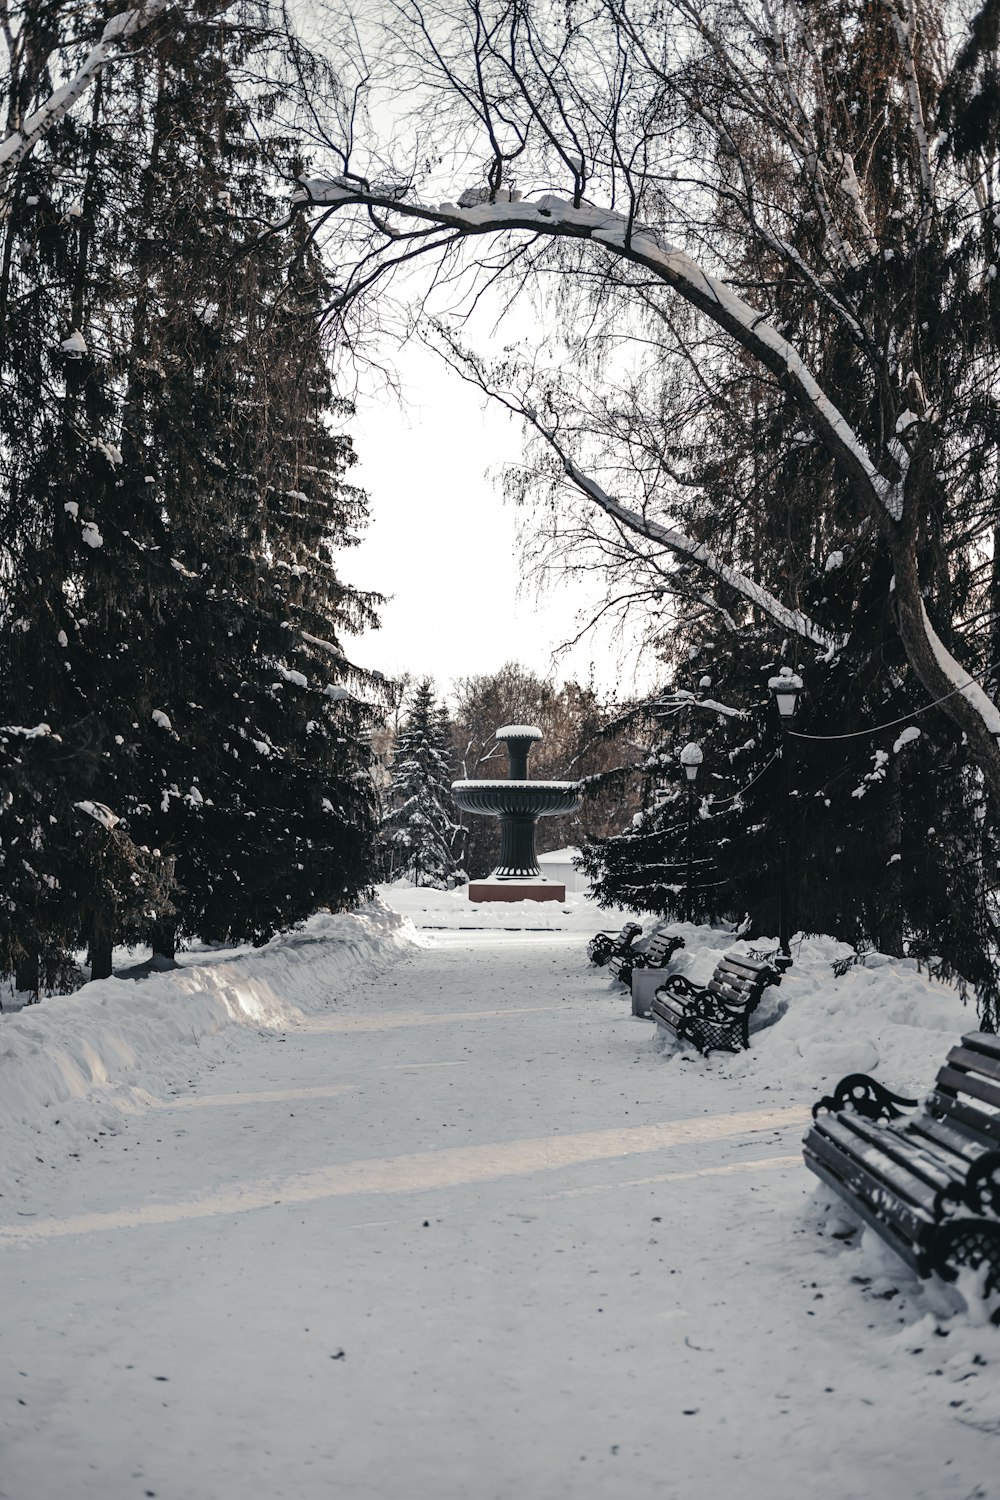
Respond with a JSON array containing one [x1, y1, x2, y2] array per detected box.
[[452, 724, 582, 901]]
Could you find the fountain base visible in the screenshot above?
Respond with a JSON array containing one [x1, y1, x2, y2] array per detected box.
[[469, 879, 566, 903]]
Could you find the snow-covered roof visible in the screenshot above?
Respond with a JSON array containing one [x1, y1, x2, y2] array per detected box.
[[537, 846, 581, 863], [496, 724, 542, 739]]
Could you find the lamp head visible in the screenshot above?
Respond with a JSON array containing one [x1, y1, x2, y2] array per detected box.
[[680, 742, 703, 782], [768, 666, 803, 720]]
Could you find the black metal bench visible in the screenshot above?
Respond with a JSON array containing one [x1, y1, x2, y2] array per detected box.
[[649, 953, 777, 1054], [618, 929, 684, 985], [802, 1031, 1000, 1306], [624, 931, 687, 1012], [587, 921, 642, 968]]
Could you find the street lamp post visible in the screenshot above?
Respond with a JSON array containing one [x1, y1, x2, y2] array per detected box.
[[680, 742, 703, 924], [768, 667, 803, 969]]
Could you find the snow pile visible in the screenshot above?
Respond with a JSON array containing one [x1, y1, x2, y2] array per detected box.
[[651, 925, 975, 1099], [0, 899, 422, 1198]]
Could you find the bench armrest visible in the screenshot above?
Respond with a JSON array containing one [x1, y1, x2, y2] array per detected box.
[[657, 972, 703, 999], [811, 1072, 919, 1123]]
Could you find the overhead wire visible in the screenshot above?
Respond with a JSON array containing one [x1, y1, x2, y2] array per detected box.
[[786, 657, 1000, 742]]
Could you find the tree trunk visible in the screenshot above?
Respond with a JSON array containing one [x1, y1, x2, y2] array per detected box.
[[889, 533, 1000, 808], [150, 919, 177, 966], [90, 916, 113, 981], [14, 949, 39, 998], [876, 755, 905, 957]]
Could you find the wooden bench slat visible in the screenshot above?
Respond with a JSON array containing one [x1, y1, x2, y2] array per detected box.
[[717, 958, 770, 978], [816, 1117, 945, 1215], [944, 1044, 1000, 1087], [907, 1113, 997, 1166], [826, 1113, 960, 1199], [936, 1064, 1000, 1114], [705, 979, 742, 1001], [960, 1031, 1000, 1063], [924, 1089, 1000, 1146], [650, 995, 686, 1027], [805, 1129, 936, 1243], [642, 943, 677, 962]]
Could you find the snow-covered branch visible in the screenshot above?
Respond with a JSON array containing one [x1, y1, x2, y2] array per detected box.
[[537, 415, 842, 653], [297, 181, 901, 521], [919, 602, 1000, 735]]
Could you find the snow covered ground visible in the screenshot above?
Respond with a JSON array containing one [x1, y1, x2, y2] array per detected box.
[[2, 886, 999, 1499]]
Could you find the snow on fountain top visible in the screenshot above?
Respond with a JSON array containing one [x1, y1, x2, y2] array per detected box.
[[495, 724, 542, 740]]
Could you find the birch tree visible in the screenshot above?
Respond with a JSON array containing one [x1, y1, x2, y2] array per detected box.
[[0, 0, 239, 194]]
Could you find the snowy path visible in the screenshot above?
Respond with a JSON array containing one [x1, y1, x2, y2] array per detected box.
[[2, 929, 997, 1500]]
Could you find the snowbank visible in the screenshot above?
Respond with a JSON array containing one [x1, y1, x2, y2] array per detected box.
[[0, 899, 421, 1198], [383, 884, 978, 1100], [652, 925, 976, 1099]]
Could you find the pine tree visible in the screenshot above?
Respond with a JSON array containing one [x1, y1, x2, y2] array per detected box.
[[104, 28, 384, 951], [382, 681, 464, 888], [0, 10, 385, 980], [0, 46, 177, 982]]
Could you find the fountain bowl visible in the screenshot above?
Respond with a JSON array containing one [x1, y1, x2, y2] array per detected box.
[[451, 780, 582, 818]]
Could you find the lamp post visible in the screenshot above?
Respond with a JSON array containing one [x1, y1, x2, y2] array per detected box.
[[768, 666, 803, 969], [680, 742, 703, 923]]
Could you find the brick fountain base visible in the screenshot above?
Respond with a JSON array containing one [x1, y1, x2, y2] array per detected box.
[[468, 881, 566, 903]]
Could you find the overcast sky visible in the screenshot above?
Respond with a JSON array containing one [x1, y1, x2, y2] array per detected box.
[[340, 340, 657, 704]]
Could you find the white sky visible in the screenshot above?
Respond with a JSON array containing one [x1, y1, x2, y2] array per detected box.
[[340, 340, 657, 704]]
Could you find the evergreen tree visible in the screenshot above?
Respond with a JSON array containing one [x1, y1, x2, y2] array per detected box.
[[382, 680, 464, 888], [0, 9, 384, 981], [104, 28, 384, 951]]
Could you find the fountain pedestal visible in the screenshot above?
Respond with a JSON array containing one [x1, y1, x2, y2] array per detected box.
[[468, 878, 566, 903], [452, 725, 583, 903]]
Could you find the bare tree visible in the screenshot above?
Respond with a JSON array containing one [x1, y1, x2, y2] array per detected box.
[[296, 0, 1000, 804]]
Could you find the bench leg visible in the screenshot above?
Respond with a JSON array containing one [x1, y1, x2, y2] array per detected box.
[[929, 1219, 1000, 1316]]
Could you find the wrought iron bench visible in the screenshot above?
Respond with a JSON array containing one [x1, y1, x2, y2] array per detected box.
[[802, 1031, 1000, 1307], [587, 921, 642, 968], [649, 953, 777, 1053], [626, 931, 687, 1014]]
